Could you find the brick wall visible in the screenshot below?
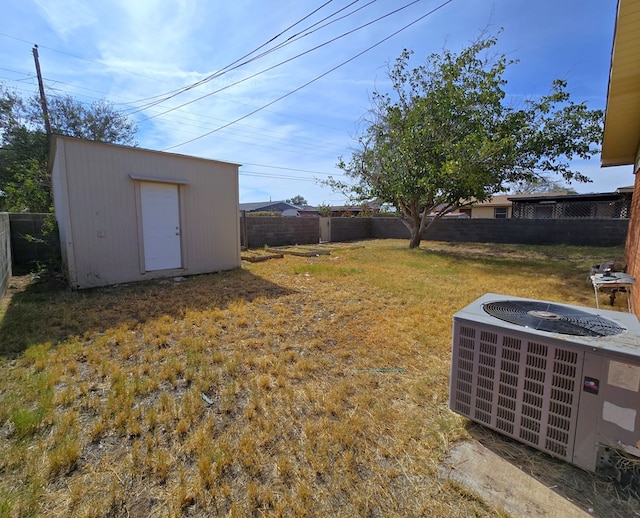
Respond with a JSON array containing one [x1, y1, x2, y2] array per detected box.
[[0, 214, 11, 300], [625, 174, 640, 317]]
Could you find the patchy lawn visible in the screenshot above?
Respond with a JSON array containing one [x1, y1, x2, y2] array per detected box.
[[0, 240, 636, 517]]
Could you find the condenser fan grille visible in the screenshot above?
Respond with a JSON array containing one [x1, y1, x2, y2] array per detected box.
[[482, 300, 625, 337]]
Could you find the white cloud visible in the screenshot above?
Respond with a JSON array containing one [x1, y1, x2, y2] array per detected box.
[[33, 0, 99, 40]]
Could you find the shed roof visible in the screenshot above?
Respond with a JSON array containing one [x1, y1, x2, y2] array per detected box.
[[50, 134, 241, 168]]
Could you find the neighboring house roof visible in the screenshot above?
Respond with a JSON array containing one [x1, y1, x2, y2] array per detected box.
[[470, 195, 512, 207], [471, 192, 571, 207], [601, 0, 640, 166], [239, 201, 300, 212], [239, 201, 382, 215], [330, 205, 360, 212], [508, 191, 631, 203]]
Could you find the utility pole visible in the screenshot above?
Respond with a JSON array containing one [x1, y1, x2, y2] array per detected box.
[[32, 45, 52, 138]]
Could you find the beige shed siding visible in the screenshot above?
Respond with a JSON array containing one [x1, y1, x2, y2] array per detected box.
[[51, 136, 240, 289], [51, 139, 76, 283]]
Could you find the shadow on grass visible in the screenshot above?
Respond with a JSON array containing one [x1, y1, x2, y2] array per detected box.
[[420, 241, 625, 263], [0, 268, 295, 357], [418, 242, 607, 305], [465, 423, 640, 517]]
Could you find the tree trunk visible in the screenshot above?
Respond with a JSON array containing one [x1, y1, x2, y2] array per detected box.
[[408, 224, 421, 249], [400, 203, 423, 249]]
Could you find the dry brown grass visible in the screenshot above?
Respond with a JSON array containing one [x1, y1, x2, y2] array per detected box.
[[0, 239, 636, 517]]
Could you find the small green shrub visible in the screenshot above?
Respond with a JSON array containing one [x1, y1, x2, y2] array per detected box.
[[11, 408, 44, 438]]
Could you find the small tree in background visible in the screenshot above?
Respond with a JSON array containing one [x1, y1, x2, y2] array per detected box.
[[0, 85, 138, 212], [318, 203, 332, 217], [329, 35, 603, 248], [510, 176, 577, 195], [32, 96, 137, 146], [285, 195, 308, 206]]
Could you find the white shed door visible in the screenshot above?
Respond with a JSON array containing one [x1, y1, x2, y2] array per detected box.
[[140, 182, 182, 271]]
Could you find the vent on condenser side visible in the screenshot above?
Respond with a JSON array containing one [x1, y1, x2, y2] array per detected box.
[[452, 323, 582, 462]]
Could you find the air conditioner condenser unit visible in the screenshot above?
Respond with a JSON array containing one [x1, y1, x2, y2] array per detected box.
[[449, 293, 640, 482]]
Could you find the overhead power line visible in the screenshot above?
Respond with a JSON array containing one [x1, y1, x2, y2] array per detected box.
[[0, 1, 386, 134], [31, 80, 346, 160], [0, 55, 343, 156], [122, 0, 353, 112], [137, 0, 422, 122], [242, 162, 338, 176], [240, 170, 318, 182], [35, 72, 347, 149], [0, 3, 373, 123], [164, 0, 455, 151]]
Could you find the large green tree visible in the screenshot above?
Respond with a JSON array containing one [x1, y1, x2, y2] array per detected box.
[[0, 86, 137, 212], [331, 36, 603, 248]]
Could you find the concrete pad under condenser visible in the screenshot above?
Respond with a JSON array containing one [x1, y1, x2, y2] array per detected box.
[[440, 441, 590, 517]]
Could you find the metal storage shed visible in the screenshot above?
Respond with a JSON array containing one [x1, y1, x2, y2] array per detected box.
[[51, 136, 241, 289]]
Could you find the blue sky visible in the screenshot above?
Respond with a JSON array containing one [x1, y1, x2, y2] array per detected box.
[[0, 0, 630, 205]]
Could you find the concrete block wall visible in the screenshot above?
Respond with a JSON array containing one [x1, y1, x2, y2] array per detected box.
[[370, 217, 628, 247], [245, 216, 320, 248], [370, 218, 410, 239], [327, 217, 372, 242], [0, 213, 11, 300], [241, 216, 628, 249]]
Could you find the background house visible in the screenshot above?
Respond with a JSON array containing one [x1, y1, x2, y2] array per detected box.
[[51, 136, 241, 289], [510, 190, 632, 219], [461, 194, 518, 218], [460, 192, 570, 218], [459, 190, 632, 219], [601, 0, 640, 316], [239, 200, 383, 217], [239, 201, 302, 215]]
